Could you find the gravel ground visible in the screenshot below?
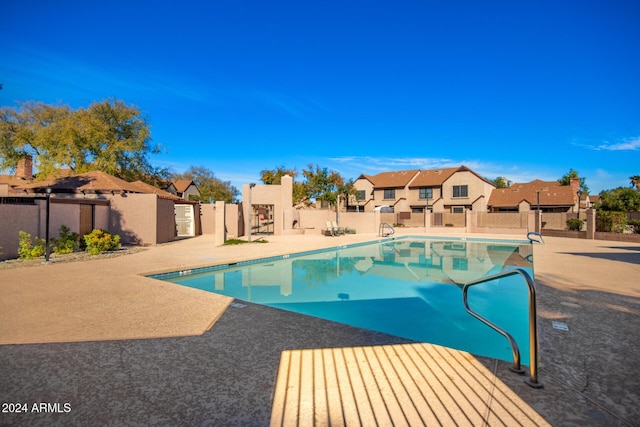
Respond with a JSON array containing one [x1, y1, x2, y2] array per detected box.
[[0, 246, 147, 270]]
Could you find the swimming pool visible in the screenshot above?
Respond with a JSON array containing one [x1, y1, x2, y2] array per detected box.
[[152, 237, 534, 364]]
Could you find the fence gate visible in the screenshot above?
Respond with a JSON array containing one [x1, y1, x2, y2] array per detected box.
[[175, 204, 195, 236], [79, 204, 94, 236], [433, 212, 443, 226]]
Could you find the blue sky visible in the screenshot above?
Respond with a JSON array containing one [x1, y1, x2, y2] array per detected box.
[[1, 0, 639, 194]]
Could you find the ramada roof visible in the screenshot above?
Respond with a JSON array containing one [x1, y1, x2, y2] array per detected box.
[[14, 170, 182, 201], [488, 179, 576, 207]]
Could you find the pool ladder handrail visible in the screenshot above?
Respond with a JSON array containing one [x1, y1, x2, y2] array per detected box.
[[527, 231, 544, 244], [462, 268, 543, 388], [379, 222, 395, 237]]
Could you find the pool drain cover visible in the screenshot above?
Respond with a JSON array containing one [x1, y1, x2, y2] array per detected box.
[[552, 321, 569, 331]]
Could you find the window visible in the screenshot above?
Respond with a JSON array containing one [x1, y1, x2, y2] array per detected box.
[[453, 185, 468, 198], [419, 187, 433, 200], [383, 189, 395, 200], [356, 190, 366, 201], [452, 206, 464, 213], [452, 257, 468, 271]]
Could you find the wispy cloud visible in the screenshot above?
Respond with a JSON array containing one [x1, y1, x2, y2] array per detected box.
[[1, 47, 208, 106], [575, 136, 640, 151], [329, 156, 457, 171]]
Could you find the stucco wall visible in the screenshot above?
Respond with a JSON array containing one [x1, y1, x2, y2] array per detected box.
[[406, 187, 442, 211], [95, 205, 110, 230], [297, 209, 335, 233], [352, 179, 375, 211], [297, 210, 379, 234], [0, 203, 40, 260], [441, 171, 494, 210], [108, 193, 159, 245], [340, 212, 378, 233], [226, 204, 240, 238], [241, 176, 293, 236], [200, 203, 216, 234], [42, 202, 80, 237], [157, 198, 177, 244], [0, 198, 111, 260]]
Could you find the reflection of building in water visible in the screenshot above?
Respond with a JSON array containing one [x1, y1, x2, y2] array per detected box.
[[210, 239, 532, 300], [348, 240, 531, 285], [213, 259, 294, 299]]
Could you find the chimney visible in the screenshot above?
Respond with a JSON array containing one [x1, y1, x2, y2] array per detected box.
[[569, 177, 581, 194], [16, 156, 33, 180]]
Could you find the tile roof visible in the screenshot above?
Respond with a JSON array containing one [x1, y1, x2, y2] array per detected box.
[[357, 170, 420, 188], [130, 181, 183, 201], [408, 167, 459, 187], [16, 170, 141, 194], [0, 175, 30, 187], [488, 179, 576, 207], [173, 180, 196, 192]]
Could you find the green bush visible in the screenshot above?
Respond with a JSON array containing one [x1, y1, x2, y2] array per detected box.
[[566, 218, 584, 231], [52, 225, 79, 254], [84, 229, 121, 255], [596, 211, 627, 233], [628, 219, 640, 234], [18, 231, 46, 259]]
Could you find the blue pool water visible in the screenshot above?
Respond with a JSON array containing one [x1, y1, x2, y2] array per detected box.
[[152, 237, 534, 364]]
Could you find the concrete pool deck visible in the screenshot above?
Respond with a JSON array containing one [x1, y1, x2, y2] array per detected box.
[[1, 231, 638, 426]]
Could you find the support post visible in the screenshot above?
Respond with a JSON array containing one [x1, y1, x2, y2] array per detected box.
[[45, 187, 51, 262]]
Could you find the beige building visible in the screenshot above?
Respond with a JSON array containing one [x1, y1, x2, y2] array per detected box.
[[350, 166, 495, 214]]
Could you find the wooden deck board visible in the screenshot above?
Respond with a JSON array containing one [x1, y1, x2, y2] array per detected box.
[[270, 343, 551, 426]]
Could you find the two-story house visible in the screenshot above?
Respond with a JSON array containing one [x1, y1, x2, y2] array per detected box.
[[350, 169, 419, 213], [350, 165, 495, 214]]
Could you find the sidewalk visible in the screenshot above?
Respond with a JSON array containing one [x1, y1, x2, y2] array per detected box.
[[1, 233, 638, 426]]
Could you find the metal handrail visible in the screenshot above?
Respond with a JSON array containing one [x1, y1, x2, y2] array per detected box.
[[462, 268, 543, 388], [379, 222, 395, 237], [527, 231, 544, 244]]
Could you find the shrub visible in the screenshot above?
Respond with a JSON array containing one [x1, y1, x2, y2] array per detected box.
[[628, 219, 640, 234], [596, 211, 627, 233], [566, 218, 584, 231], [84, 229, 121, 255], [224, 238, 268, 245], [18, 231, 46, 259], [52, 225, 79, 254]]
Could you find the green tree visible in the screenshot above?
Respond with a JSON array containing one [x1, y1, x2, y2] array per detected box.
[[597, 187, 640, 212], [0, 99, 167, 183], [260, 165, 297, 184], [558, 168, 589, 194], [630, 175, 640, 191], [490, 176, 508, 188], [172, 166, 239, 203], [299, 164, 354, 207]]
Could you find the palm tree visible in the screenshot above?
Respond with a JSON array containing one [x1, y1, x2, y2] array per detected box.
[[630, 175, 640, 191]]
